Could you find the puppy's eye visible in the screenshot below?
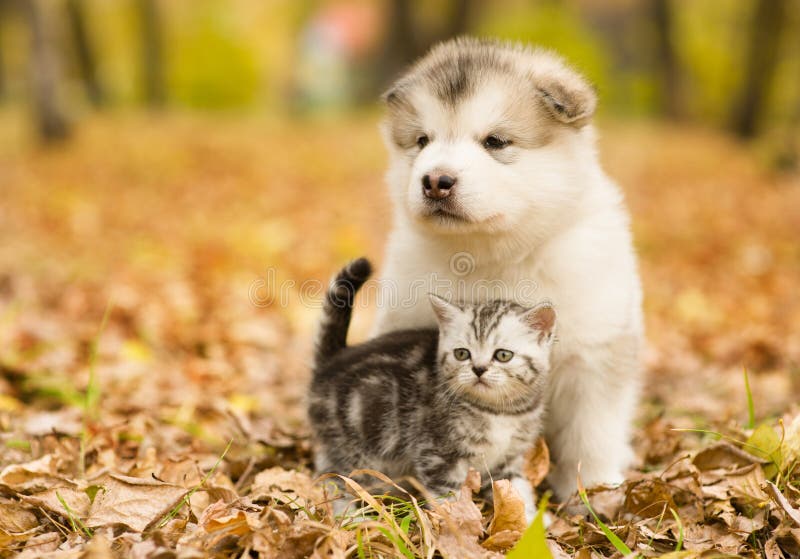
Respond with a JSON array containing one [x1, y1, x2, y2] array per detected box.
[[453, 348, 471, 361], [482, 135, 510, 150], [493, 349, 514, 362], [416, 135, 430, 149]]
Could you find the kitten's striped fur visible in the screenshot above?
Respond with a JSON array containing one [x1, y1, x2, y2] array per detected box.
[[309, 258, 555, 519]]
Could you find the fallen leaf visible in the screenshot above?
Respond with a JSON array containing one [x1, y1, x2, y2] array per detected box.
[[437, 471, 501, 559], [783, 413, 800, 470], [81, 533, 114, 559], [524, 437, 550, 487], [692, 441, 764, 471], [763, 536, 784, 559], [746, 424, 783, 475], [624, 478, 674, 518], [86, 473, 188, 532], [0, 455, 70, 493], [0, 501, 39, 548], [727, 464, 770, 515], [481, 529, 521, 551], [488, 479, 526, 534], [20, 485, 91, 519], [249, 467, 321, 507], [17, 531, 62, 556], [765, 481, 800, 527]]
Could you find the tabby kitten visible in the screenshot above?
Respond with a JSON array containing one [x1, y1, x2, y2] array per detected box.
[[308, 258, 556, 521]]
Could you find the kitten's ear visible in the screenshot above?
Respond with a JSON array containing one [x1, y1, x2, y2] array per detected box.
[[524, 303, 556, 343], [428, 294, 460, 326]]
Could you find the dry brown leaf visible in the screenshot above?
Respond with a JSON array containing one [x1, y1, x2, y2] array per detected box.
[[765, 480, 800, 527], [437, 473, 501, 559], [624, 478, 674, 518], [0, 455, 71, 493], [640, 416, 682, 465], [524, 437, 550, 487], [81, 534, 114, 559], [488, 479, 526, 534], [249, 467, 321, 507], [0, 500, 39, 548], [251, 510, 327, 559], [584, 484, 625, 521], [682, 522, 743, 554], [546, 539, 572, 559], [21, 485, 91, 518], [86, 473, 188, 532], [481, 529, 521, 551], [784, 414, 800, 466], [199, 504, 257, 549], [727, 464, 770, 515], [16, 531, 63, 557], [692, 441, 765, 471], [309, 528, 353, 559], [763, 537, 785, 559]]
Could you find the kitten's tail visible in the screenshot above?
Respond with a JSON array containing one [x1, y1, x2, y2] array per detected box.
[[314, 257, 373, 368]]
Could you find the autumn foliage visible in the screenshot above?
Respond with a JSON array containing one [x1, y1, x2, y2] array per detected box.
[[0, 114, 799, 557]]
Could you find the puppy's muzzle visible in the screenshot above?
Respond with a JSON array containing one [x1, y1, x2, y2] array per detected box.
[[422, 171, 457, 200]]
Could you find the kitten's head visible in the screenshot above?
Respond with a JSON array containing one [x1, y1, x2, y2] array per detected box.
[[429, 295, 556, 413]]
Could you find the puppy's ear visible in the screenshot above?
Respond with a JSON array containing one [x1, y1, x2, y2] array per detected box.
[[428, 294, 461, 326], [382, 86, 400, 106], [537, 77, 597, 128], [524, 303, 556, 343]]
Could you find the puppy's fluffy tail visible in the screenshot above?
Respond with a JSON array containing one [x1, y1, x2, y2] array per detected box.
[[314, 257, 372, 368]]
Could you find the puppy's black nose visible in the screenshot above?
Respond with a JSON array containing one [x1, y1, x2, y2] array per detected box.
[[422, 172, 457, 200], [472, 365, 487, 377]]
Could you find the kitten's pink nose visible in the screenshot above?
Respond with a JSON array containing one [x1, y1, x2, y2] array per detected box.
[[472, 365, 487, 377]]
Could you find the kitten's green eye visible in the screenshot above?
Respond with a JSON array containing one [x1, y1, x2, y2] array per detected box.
[[453, 348, 471, 361], [493, 349, 514, 362]]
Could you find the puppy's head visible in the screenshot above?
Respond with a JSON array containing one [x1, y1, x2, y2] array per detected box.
[[382, 38, 597, 238]]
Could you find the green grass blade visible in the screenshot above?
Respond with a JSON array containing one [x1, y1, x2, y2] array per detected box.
[[670, 507, 683, 551], [356, 529, 367, 559], [79, 300, 114, 478], [86, 300, 114, 418], [507, 492, 553, 559], [56, 491, 93, 538], [743, 367, 755, 429], [577, 482, 634, 556], [156, 439, 233, 529], [376, 526, 415, 559]]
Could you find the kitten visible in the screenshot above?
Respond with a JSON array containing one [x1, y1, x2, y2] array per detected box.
[[308, 258, 556, 521]]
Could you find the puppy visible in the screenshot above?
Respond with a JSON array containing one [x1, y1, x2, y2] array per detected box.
[[372, 37, 643, 500]]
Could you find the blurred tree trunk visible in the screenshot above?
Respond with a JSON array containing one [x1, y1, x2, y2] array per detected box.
[[650, 0, 682, 118], [374, 0, 474, 94], [730, 0, 788, 138], [444, 0, 473, 40], [0, 0, 7, 101], [25, 0, 70, 142], [375, 0, 415, 92], [136, 0, 165, 107], [66, 0, 104, 107]]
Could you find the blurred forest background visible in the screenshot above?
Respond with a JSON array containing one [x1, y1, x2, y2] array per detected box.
[[1, 0, 800, 154], [1, 2, 800, 556]]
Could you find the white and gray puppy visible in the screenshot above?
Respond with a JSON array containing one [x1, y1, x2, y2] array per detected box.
[[373, 37, 643, 499]]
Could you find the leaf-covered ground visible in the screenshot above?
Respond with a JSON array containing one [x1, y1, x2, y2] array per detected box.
[[0, 112, 799, 558]]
